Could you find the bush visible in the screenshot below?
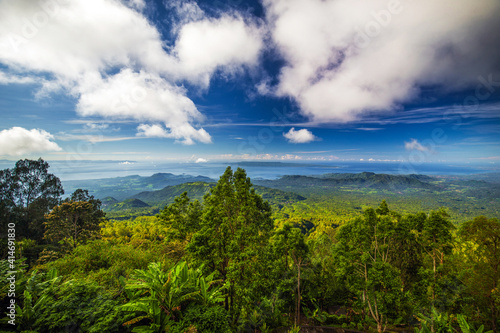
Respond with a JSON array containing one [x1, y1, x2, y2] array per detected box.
[[44, 240, 170, 290], [33, 280, 133, 333], [179, 304, 231, 333]]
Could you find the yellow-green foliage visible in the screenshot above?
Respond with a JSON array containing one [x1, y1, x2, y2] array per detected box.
[[43, 240, 171, 290], [100, 216, 167, 245], [40, 215, 195, 290]]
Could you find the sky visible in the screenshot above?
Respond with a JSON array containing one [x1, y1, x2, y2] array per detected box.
[[0, 0, 499, 166]]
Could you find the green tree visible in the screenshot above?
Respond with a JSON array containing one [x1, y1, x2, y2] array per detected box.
[[393, 212, 425, 292], [458, 216, 500, 332], [417, 209, 454, 309], [67, 189, 102, 208], [187, 167, 274, 326], [272, 224, 309, 325], [0, 158, 63, 240], [334, 202, 403, 332], [44, 195, 105, 248], [157, 191, 202, 241], [0, 169, 16, 235]]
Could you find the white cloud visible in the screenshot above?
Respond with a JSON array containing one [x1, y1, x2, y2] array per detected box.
[[76, 69, 211, 144], [0, 127, 62, 156], [84, 123, 109, 131], [136, 124, 170, 138], [405, 139, 428, 152], [174, 15, 263, 87], [123, 0, 146, 11], [263, 0, 500, 122], [0, 0, 264, 144], [283, 128, 318, 143], [195, 158, 208, 163], [0, 71, 37, 85], [56, 133, 137, 143], [136, 123, 211, 145], [0, 0, 170, 80], [167, 0, 205, 33]]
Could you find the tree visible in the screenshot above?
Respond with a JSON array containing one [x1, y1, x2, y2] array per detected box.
[[187, 167, 273, 326], [44, 190, 106, 248], [65, 189, 106, 226], [458, 216, 500, 332], [334, 202, 403, 332], [272, 224, 309, 325], [392, 212, 425, 292], [0, 169, 16, 239], [0, 158, 63, 240], [417, 209, 454, 309], [157, 191, 202, 241]]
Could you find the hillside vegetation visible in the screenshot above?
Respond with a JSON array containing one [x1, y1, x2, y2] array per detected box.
[[1, 159, 499, 333]]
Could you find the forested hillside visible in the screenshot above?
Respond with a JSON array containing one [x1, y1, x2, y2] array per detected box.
[[81, 170, 499, 224], [62, 173, 214, 201], [1, 159, 499, 333]]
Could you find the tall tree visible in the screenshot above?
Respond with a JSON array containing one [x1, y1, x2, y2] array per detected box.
[[334, 202, 403, 332], [417, 209, 454, 309], [157, 191, 202, 241], [0, 169, 16, 237], [391, 212, 425, 292], [0, 158, 63, 240], [187, 167, 273, 326], [44, 189, 105, 248], [272, 224, 309, 325], [458, 216, 500, 332], [65, 189, 105, 225]]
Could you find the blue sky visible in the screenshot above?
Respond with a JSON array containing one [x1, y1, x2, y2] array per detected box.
[[0, 0, 499, 165]]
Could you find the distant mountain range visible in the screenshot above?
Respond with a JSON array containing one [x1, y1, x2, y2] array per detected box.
[[62, 171, 499, 217], [63, 172, 214, 201], [252, 172, 439, 195], [102, 181, 306, 212]]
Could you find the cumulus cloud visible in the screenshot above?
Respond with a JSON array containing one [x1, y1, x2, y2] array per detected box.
[[136, 123, 211, 145], [136, 124, 170, 138], [174, 15, 263, 87], [0, 127, 62, 156], [0, 0, 169, 80], [0, 0, 263, 144], [405, 139, 428, 152], [195, 157, 208, 163], [76, 69, 210, 143], [263, 0, 500, 122], [283, 128, 318, 143]]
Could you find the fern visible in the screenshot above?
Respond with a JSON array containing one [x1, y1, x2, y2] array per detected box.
[[456, 314, 492, 333], [121, 261, 226, 332]]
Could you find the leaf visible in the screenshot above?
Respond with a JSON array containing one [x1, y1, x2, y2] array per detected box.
[[123, 315, 149, 326], [457, 314, 470, 333]]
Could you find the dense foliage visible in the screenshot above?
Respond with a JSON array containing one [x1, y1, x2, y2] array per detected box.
[[1, 160, 499, 332]]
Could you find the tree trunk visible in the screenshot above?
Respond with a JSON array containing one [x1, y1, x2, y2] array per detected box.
[[296, 263, 301, 325], [490, 297, 497, 333], [73, 214, 79, 248]]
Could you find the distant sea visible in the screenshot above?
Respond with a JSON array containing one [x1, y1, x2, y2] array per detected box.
[[0, 160, 497, 181]]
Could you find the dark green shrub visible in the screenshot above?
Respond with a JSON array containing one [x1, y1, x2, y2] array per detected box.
[[180, 304, 231, 333]]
